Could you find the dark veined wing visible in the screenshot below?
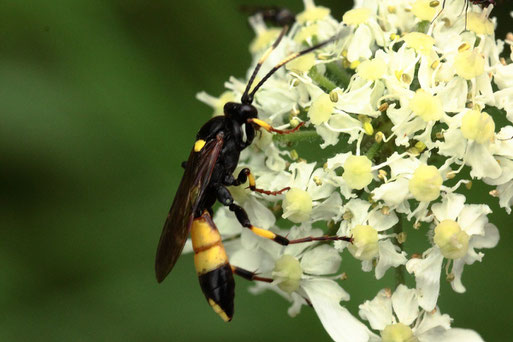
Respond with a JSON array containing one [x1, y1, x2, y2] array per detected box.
[[155, 133, 223, 283]]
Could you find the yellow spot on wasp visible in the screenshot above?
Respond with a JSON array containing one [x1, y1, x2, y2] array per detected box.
[[194, 139, 206, 152], [208, 299, 231, 322]]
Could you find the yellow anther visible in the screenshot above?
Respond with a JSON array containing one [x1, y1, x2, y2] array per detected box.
[[290, 118, 300, 128], [381, 206, 390, 215], [431, 59, 440, 69], [458, 43, 471, 52], [436, 131, 444, 139], [415, 141, 427, 152], [378, 102, 389, 112], [395, 70, 403, 81], [402, 73, 412, 84], [194, 139, 206, 152], [489, 189, 499, 197], [375, 131, 384, 143], [413, 222, 421, 230], [465, 181, 472, 190], [342, 49, 348, 57], [343, 210, 354, 220], [363, 121, 374, 136], [329, 90, 339, 103], [340, 272, 348, 281], [397, 232, 407, 244], [446, 172, 456, 179], [430, 1, 440, 7], [390, 33, 399, 41], [313, 176, 323, 186], [290, 150, 299, 160], [378, 169, 388, 180], [350, 60, 361, 69], [291, 78, 300, 87], [388, 6, 396, 13]]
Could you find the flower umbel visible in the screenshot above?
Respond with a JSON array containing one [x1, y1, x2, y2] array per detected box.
[[196, 0, 510, 340]]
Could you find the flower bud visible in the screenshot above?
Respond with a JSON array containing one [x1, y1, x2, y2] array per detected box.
[[381, 323, 418, 342], [348, 225, 379, 260], [273, 255, 302, 293], [434, 219, 469, 259], [408, 165, 443, 202], [308, 93, 334, 125], [282, 188, 313, 223], [461, 110, 495, 144], [343, 155, 373, 190]]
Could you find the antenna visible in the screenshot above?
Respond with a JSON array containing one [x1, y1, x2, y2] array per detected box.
[[241, 25, 289, 104], [245, 34, 341, 104]]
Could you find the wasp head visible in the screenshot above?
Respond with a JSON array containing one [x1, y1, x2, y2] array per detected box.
[[224, 102, 258, 124]]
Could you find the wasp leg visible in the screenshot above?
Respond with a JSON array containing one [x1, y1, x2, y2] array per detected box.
[[228, 168, 289, 196], [216, 185, 352, 245], [248, 118, 305, 135], [231, 265, 273, 283]]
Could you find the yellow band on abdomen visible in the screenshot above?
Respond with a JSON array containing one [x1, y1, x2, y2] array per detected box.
[[194, 245, 228, 275], [191, 212, 228, 275]]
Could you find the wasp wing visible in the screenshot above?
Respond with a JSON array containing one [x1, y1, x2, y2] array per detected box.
[[155, 134, 223, 283]]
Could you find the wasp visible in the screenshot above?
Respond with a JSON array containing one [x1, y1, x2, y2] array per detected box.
[[239, 5, 296, 27], [155, 26, 351, 321], [433, 0, 499, 26]]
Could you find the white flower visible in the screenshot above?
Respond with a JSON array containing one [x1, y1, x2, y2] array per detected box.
[[359, 285, 484, 342], [406, 193, 499, 310], [232, 224, 373, 342], [336, 199, 407, 279]]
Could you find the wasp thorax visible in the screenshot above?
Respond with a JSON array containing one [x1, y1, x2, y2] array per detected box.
[[223, 102, 258, 122]]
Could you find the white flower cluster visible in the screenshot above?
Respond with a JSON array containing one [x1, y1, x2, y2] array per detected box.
[[197, 0, 511, 341]]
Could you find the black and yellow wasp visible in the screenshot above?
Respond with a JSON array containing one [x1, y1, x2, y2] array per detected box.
[[155, 26, 351, 321]]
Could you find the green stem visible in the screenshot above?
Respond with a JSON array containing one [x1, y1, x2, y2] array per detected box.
[[393, 218, 406, 289], [308, 66, 337, 92], [273, 129, 320, 144], [326, 62, 352, 88], [365, 141, 383, 161]]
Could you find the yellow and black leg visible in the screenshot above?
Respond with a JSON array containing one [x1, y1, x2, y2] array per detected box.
[[227, 202, 353, 246], [233, 167, 290, 196], [248, 118, 305, 135], [217, 184, 352, 246], [191, 211, 235, 322]]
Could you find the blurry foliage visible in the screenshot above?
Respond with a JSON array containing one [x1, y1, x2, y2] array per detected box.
[[0, 1, 511, 341]]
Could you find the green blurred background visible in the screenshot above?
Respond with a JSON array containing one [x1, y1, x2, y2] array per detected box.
[[1, 1, 512, 341]]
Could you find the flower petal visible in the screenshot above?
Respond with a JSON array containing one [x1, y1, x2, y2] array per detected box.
[[375, 240, 407, 279], [358, 288, 393, 330], [301, 245, 342, 275], [406, 248, 444, 311], [302, 279, 371, 342], [391, 285, 419, 326]]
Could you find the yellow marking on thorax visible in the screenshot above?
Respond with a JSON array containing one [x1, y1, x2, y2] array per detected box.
[[208, 299, 231, 322], [191, 216, 228, 274], [194, 139, 206, 152]]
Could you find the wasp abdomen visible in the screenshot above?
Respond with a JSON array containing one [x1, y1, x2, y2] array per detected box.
[[191, 211, 235, 321]]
